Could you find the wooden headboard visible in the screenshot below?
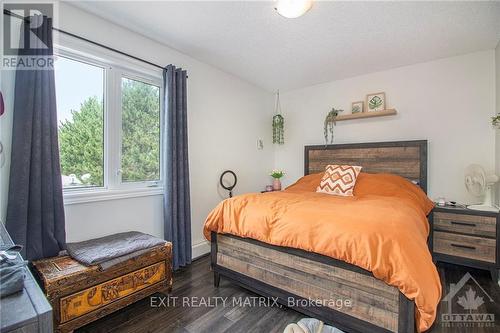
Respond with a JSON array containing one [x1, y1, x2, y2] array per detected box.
[[304, 140, 428, 193]]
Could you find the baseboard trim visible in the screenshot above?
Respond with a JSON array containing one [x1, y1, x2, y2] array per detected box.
[[192, 240, 210, 260]]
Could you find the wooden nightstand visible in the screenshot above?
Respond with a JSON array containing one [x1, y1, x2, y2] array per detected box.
[[430, 206, 499, 281]]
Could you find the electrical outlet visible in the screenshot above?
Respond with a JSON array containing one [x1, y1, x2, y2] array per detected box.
[[257, 139, 264, 150]]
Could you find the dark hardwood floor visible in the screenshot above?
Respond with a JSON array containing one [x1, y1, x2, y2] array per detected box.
[[78, 255, 500, 333]]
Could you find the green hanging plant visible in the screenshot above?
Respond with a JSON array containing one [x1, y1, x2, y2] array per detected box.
[[324, 108, 343, 144], [492, 114, 500, 129], [273, 114, 284, 145], [272, 90, 284, 145]]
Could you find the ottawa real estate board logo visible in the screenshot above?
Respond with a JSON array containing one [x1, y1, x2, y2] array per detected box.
[[441, 272, 495, 329], [2, 2, 55, 70]]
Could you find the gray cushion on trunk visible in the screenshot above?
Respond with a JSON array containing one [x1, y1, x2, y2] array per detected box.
[[66, 231, 166, 268]]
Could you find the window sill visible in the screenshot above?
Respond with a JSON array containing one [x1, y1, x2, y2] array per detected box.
[[63, 187, 164, 205]]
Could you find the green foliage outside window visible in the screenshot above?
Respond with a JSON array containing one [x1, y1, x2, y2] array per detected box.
[[58, 80, 160, 187], [59, 97, 104, 186], [121, 78, 160, 182]]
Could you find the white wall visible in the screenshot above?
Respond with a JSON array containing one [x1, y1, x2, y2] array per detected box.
[[275, 51, 496, 204], [0, 3, 274, 258], [496, 41, 500, 205]]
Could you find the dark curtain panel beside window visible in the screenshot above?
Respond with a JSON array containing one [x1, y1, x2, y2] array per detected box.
[[162, 65, 191, 270], [6, 15, 66, 260]]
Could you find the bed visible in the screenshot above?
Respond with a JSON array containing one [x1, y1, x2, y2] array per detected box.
[[208, 140, 435, 333]]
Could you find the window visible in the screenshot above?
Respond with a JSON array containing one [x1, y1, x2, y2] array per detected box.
[[55, 56, 105, 189], [53, 45, 163, 201], [121, 78, 160, 183]]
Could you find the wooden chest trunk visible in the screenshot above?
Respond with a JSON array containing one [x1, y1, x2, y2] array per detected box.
[[32, 243, 172, 333]]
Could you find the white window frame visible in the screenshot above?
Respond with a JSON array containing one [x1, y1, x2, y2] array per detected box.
[[54, 35, 164, 205]]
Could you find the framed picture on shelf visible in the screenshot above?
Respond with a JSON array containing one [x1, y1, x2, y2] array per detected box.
[[366, 92, 386, 112], [351, 101, 363, 114]]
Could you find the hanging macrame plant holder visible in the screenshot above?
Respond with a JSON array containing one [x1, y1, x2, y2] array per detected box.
[[324, 108, 342, 144], [273, 91, 284, 145]]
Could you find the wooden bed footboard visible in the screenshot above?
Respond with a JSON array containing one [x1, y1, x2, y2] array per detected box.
[[211, 232, 415, 333]]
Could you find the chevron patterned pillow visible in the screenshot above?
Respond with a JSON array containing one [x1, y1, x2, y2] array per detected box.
[[316, 165, 362, 196]]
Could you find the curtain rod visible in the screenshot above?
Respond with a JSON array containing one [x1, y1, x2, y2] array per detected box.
[[3, 9, 167, 71]]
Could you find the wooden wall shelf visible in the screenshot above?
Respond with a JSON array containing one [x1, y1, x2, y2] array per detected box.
[[335, 109, 397, 122]]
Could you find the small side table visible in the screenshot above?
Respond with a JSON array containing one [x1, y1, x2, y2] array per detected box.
[[430, 205, 499, 281]]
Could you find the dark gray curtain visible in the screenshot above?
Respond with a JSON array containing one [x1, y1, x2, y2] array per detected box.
[[6, 15, 66, 260], [163, 65, 191, 270]]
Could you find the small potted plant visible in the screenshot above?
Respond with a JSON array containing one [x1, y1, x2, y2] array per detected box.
[[270, 169, 285, 191], [492, 114, 500, 129]]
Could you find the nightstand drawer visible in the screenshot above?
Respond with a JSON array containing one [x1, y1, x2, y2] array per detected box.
[[433, 212, 496, 237], [433, 231, 496, 263]]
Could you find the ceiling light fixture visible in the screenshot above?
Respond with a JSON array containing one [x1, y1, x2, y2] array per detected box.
[[275, 0, 313, 18]]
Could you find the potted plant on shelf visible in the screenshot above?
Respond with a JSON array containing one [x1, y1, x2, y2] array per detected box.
[[492, 114, 500, 129], [324, 107, 342, 144], [270, 169, 285, 191]]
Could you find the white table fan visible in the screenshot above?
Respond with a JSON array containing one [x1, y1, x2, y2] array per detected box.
[[464, 164, 499, 212]]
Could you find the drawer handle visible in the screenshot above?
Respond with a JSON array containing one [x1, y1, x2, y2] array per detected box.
[[450, 221, 476, 227], [451, 243, 476, 250]]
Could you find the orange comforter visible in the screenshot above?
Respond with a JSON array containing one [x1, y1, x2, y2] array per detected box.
[[204, 173, 441, 332]]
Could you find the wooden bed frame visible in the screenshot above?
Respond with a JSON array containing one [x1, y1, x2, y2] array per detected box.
[[211, 140, 428, 333]]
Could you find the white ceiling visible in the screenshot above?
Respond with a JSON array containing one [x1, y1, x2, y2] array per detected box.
[[73, 1, 500, 92]]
